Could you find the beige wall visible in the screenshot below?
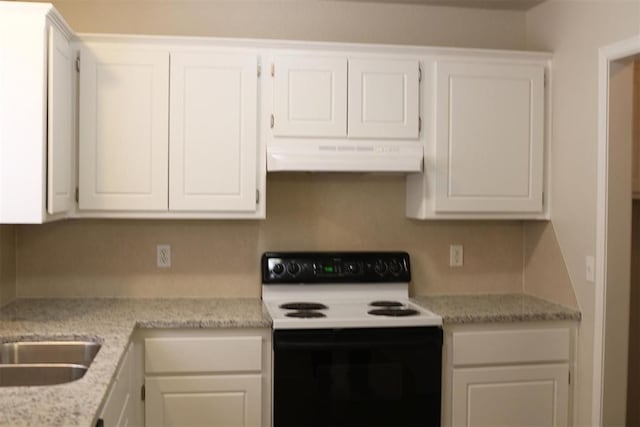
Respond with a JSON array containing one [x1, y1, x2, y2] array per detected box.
[[13, 0, 537, 298], [50, 0, 526, 49], [525, 1, 640, 425], [17, 174, 525, 297], [523, 221, 578, 308], [0, 225, 16, 306]]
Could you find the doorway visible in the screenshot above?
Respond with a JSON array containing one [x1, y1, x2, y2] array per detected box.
[[595, 37, 640, 427]]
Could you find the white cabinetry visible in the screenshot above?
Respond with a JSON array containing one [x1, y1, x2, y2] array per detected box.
[[143, 329, 271, 427], [443, 323, 575, 427], [407, 55, 549, 220], [79, 46, 169, 211], [272, 55, 347, 138], [77, 40, 263, 218], [169, 52, 257, 212], [0, 3, 74, 223], [98, 343, 135, 427], [348, 58, 419, 139], [271, 54, 419, 139]]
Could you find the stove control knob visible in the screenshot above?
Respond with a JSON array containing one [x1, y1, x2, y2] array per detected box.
[[272, 263, 285, 276], [287, 262, 301, 276], [344, 262, 360, 275], [374, 260, 388, 276], [389, 259, 403, 276]]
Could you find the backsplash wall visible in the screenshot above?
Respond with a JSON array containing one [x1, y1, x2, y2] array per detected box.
[[16, 174, 525, 298], [0, 225, 16, 306]]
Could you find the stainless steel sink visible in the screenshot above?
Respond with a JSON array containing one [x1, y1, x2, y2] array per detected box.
[[0, 341, 100, 366], [0, 341, 100, 386], [0, 364, 88, 386]]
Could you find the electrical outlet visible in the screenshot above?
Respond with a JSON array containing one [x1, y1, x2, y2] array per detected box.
[[450, 244, 463, 267], [157, 244, 171, 268]]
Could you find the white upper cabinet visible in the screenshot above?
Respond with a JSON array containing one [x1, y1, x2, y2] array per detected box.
[[348, 59, 420, 139], [169, 52, 258, 212], [77, 40, 263, 218], [79, 45, 169, 211], [47, 25, 74, 215], [0, 3, 74, 224], [272, 55, 347, 137], [271, 55, 420, 140], [406, 56, 549, 220], [434, 61, 544, 213]]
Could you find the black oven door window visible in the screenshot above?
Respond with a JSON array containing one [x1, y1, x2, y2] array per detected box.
[[273, 327, 443, 427]]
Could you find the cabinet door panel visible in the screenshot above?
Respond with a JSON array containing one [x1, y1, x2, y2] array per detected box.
[[452, 365, 568, 427], [47, 26, 73, 215], [348, 59, 419, 139], [146, 375, 262, 427], [434, 61, 544, 213], [169, 51, 257, 211], [79, 46, 169, 211], [273, 55, 347, 137]]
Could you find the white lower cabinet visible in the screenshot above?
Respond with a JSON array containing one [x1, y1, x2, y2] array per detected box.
[[444, 323, 576, 427], [145, 375, 262, 427], [98, 343, 135, 427], [142, 329, 271, 427], [452, 364, 569, 427]]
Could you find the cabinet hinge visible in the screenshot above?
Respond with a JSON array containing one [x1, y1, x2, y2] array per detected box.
[[256, 189, 260, 204], [141, 384, 146, 401], [568, 371, 571, 384], [418, 65, 422, 83], [75, 55, 80, 73], [418, 117, 422, 132], [270, 114, 275, 129], [257, 64, 261, 77], [270, 63, 275, 77], [75, 187, 79, 203], [544, 73, 547, 88], [542, 191, 545, 206]]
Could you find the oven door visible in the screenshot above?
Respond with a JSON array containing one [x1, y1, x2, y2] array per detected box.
[[273, 326, 442, 427]]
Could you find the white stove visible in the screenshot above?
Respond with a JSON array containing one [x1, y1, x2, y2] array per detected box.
[[261, 252, 442, 330]]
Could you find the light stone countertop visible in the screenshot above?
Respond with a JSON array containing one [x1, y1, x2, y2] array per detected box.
[[0, 294, 579, 426], [412, 293, 581, 324], [0, 298, 271, 427]]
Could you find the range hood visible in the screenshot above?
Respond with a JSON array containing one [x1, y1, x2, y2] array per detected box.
[[266, 142, 424, 173]]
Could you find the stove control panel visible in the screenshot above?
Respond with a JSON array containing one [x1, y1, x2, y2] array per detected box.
[[261, 252, 411, 283]]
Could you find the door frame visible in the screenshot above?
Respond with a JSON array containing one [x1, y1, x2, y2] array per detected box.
[[594, 34, 640, 425]]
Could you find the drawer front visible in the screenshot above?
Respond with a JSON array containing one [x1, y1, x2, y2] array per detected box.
[[145, 336, 262, 374], [452, 328, 570, 366]]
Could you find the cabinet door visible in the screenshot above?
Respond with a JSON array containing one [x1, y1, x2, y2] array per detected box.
[[348, 59, 419, 139], [145, 375, 262, 427], [169, 52, 257, 212], [100, 344, 133, 427], [451, 364, 569, 427], [272, 55, 347, 137], [79, 46, 169, 211], [47, 26, 73, 215], [434, 61, 544, 213]]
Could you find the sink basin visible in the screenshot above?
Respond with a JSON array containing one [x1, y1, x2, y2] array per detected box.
[[0, 364, 88, 386], [0, 341, 100, 366]]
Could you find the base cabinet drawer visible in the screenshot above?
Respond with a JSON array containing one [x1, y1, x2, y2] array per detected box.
[[145, 375, 262, 427], [451, 364, 569, 427]]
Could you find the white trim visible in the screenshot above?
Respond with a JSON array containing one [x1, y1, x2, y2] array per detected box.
[[594, 34, 640, 427]]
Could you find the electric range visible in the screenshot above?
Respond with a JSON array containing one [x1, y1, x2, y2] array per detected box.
[[262, 251, 443, 427]]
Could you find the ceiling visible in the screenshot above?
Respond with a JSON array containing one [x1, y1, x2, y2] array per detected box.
[[330, 0, 547, 11]]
